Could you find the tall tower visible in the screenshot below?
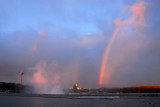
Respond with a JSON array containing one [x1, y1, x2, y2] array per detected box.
[[19, 72, 24, 85]]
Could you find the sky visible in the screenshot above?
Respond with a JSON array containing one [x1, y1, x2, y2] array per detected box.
[[0, 0, 160, 92]]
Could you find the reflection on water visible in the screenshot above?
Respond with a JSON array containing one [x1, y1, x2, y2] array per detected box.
[[0, 95, 160, 107], [74, 96, 120, 99]]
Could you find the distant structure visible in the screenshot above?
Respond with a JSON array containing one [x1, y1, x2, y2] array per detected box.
[[70, 83, 82, 92], [19, 72, 24, 85]]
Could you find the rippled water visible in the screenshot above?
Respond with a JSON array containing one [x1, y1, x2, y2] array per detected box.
[[74, 96, 120, 99], [0, 95, 160, 107]]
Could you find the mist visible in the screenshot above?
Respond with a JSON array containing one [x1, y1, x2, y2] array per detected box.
[[0, 0, 160, 93]]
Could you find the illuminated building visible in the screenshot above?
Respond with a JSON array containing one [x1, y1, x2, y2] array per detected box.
[[70, 84, 82, 92]]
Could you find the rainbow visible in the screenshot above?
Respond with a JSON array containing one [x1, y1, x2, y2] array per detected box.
[[99, 27, 119, 85], [98, 0, 149, 85]]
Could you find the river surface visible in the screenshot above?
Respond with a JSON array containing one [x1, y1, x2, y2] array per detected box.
[[0, 95, 160, 107]]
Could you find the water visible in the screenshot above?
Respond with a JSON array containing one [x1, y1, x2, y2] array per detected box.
[[0, 95, 160, 107], [74, 96, 120, 99]]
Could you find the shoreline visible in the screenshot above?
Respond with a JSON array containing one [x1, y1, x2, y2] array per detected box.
[[0, 93, 160, 99]]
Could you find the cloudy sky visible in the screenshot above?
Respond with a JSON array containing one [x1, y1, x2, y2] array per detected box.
[[0, 0, 160, 90]]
